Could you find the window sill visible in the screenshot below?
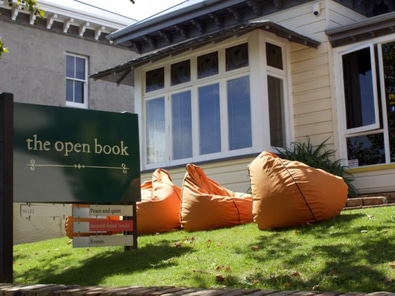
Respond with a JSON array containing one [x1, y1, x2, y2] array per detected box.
[[347, 163, 395, 174]]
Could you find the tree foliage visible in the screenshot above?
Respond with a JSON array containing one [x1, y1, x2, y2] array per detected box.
[[0, 0, 44, 58]]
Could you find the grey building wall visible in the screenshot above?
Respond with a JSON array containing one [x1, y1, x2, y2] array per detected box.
[[0, 17, 135, 112]]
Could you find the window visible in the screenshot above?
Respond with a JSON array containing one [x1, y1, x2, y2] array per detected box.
[[146, 67, 165, 92], [66, 54, 88, 108], [342, 46, 379, 132], [268, 76, 285, 147], [197, 52, 218, 78], [145, 97, 166, 164], [198, 83, 221, 155], [171, 91, 192, 159], [338, 39, 395, 167], [227, 76, 252, 150], [266, 42, 283, 70], [266, 42, 287, 148], [226, 43, 249, 71], [171, 60, 190, 85], [142, 38, 290, 169]]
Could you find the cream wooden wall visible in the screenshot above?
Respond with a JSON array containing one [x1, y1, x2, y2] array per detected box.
[[141, 157, 255, 194], [264, 0, 365, 154]]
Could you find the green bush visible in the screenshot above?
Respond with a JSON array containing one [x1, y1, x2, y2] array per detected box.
[[276, 138, 358, 197]]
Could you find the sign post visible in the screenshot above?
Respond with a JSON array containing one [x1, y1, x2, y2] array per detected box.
[[0, 93, 13, 283]]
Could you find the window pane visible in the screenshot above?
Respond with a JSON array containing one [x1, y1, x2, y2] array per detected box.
[[342, 48, 376, 129], [198, 84, 221, 154], [226, 43, 249, 71], [146, 68, 165, 92], [268, 76, 285, 147], [197, 52, 218, 79], [146, 98, 166, 163], [74, 81, 84, 103], [171, 60, 190, 85], [227, 76, 252, 150], [382, 42, 395, 162], [266, 43, 283, 69], [172, 91, 192, 160], [347, 133, 385, 166], [66, 80, 73, 102], [75, 57, 85, 80], [66, 55, 74, 78]]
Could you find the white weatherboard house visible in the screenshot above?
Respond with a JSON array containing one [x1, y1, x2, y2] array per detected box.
[[93, 0, 395, 197]]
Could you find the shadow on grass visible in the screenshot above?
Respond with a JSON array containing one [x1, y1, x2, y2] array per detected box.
[[21, 240, 194, 286], [242, 213, 395, 292]]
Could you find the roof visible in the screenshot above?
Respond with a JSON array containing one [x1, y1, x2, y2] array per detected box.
[[91, 20, 320, 86], [325, 11, 395, 47], [106, 0, 314, 54], [0, 0, 136, 37]]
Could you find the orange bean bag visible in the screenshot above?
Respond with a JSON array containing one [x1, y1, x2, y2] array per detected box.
[[65, 205, 120, 239], [137, 169, 182, 235], [248, 151, 348, 230], [180, 164, 253, 231]]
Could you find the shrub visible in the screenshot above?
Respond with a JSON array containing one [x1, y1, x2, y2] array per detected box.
[[276, 138, 358, 197]]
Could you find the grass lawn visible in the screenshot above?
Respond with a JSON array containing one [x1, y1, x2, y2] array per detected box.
[[13, 206, 395, 293]]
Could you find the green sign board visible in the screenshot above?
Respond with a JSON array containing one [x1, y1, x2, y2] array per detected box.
[[13, 103, 141, 204]]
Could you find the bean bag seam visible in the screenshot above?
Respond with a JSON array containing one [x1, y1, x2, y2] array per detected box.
[[196, 168, 242, 225], [230, 196, 242, 225], [277, 158, 317, 223]]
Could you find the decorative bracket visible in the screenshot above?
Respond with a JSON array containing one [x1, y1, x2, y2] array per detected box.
[[47, 14, 57, 29], [95, 26, 105, 40], [79, 22, 90, 37], [63, 18, 74, 33], [11, 4, 20, 21]]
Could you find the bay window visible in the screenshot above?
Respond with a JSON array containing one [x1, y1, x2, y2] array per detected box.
[[142, 38, 289, 169]]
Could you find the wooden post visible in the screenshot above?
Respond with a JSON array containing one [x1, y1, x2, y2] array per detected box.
[[124, 202, 137, 252], [0, 93, 13, 283]]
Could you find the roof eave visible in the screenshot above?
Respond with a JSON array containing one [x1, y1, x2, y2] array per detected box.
[[325, 11, 395, 47], [92, 21, 320, 86]]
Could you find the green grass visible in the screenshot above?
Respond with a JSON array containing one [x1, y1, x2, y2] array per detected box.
[[14, 206, 395, 293]]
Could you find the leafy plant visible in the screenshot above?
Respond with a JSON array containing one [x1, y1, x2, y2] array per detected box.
[[0, 39, 8, 58], [1, 0, 44, 58], [276, 138, 358, 197]]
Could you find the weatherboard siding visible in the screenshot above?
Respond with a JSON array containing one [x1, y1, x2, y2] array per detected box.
[[141, 157, 255, 194], [327, 0, 366, 30], [260, 1, 336, 148], [351, 168, 395, 194]]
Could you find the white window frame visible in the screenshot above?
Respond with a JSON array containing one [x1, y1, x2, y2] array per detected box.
[[338, 44, 380, 135], [265, 37, 290, 149], [334, 35, 395, 167], [140, 32, 291, 170], [66, 53, 88, 109]]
